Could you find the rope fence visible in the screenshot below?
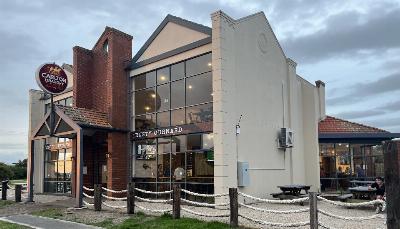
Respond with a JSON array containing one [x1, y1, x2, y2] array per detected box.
[[77, 183, 388, 228]]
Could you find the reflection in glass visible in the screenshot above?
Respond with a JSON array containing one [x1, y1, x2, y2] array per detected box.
[[171, 80, 185, 109], [156, 84, 170, 112], [186, 103, 213, 124], [135, 114, 156, 130], [157, 111, 170, 127], [135, 88, 156, 115], [172, 135, 187, 153], [136, 139, 157, 160], [172, 153, 185, 182], [171, 62, 184, 81], [186, 53, 212, 76], [187, 134, 202, 151], [157, 67, 170, 84], [157, 153, 170, 182], [186, 72, 212, 105], [134, 71, 156, 90], [171, 109, 185, 126]]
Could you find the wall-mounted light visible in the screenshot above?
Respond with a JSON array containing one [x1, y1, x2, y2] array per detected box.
[[106, 152, 112, 159]]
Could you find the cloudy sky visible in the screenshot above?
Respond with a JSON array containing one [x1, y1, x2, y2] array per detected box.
[[0, 0, 399, 164]]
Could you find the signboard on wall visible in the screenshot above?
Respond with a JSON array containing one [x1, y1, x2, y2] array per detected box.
[[130, 122, 213, 140], [45, 141, 72, 151], [36, 63, 68, 94]]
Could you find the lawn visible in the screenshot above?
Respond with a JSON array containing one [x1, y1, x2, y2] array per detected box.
[[0, 220, 30, 229], [0, 200, 15, 208], [31, 209, 235, 229]]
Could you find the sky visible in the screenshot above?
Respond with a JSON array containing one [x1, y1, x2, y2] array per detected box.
[[0, 0, 399, 164]]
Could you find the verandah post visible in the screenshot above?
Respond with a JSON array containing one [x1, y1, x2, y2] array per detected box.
[[309, 192, 318, 229], [384, 140, 400, 229], [127, 182, 135, 214], [94, 184, 102, 211], [172, 184, 181, 219], [229, 188, 238, 227], [15, 184, 22, 202]]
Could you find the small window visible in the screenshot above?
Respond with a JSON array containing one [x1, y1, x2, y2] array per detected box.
[[103, 40, 109, 53]]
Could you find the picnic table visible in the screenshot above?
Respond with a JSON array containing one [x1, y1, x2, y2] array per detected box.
[[350, 180, 374, 187], [348, 186, 376, 199], [277, 184, 311, 196]]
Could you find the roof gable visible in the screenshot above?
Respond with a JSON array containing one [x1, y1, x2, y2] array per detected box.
[[319, 116, 388, 134], [129, 15, 211, 68]]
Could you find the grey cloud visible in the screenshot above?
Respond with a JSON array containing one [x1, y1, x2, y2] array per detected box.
[[281, 7, 400, 63], [327, 72, 400, 106], [333, 110, 386, 119]]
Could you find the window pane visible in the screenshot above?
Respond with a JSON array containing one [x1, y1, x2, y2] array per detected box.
[[171, 62, 184, 81], [157, 111, 170, 127], [45, 162, 57, 180], [172, 153, 185, 182], [171, 80, 185, 109], [186, 53, 212, 76], [172, 135, 187, 153], [202, 133, 214, 150], [135, 114, 156, 130], [156, 84, 170, 112], [186, 103, 213, 124], [157, 67, 170, 84], [65, 97, 73, 107], [135, 139, 157, 160], [135, 88, 156, 115], [171, 109, 185, 126], [134, 71, 156, 90], [186, 72, 212, 105], [157, 153, 170, 182], [186, 151, 214, 183], [158, 137, 171, 154], [187, 134, 202, 151]]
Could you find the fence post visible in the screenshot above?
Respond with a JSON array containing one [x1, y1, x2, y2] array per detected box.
[[94, 184, 102, 211], [229, 188, 238, 227], [15, 185, 21, 203], [1, 181, 8, 200], [309, 192, 318, 229], [127, 182, 135, 214], [384, 141, 400, 229], [172, 184, 181, 219]]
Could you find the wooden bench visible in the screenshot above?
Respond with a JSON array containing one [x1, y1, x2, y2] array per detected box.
[[337, 194, 353, 202]]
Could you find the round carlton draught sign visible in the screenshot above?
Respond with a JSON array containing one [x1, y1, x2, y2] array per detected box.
[[36, 63, 68, 94]]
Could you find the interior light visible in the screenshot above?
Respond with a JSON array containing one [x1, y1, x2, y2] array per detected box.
[[188, 85, 193, 89], [207, 62, 212, 67], [145, 106, 150, 111], [151, 94, 156, 98], [211, 93, 214, 96], [160, 76, 166, 81]]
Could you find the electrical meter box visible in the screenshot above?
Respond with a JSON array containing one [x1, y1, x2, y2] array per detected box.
[[237, 161, 249, 187]]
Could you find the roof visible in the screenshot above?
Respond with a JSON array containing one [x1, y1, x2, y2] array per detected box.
[[127, 14, 211, 70], [318, 116, 400, 142], [319, 116, 388, 134], [57, 105, 112, 129]]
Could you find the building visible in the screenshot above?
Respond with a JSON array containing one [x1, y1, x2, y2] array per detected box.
[[28, 11, 325, 206], [318, 116, 400, 191]]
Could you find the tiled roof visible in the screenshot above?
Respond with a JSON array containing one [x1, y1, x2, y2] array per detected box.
[[57, 105, 112, 129], [319, 116, 388, 134]]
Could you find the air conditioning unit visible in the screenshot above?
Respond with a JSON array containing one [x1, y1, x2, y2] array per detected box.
[[279, 128, 294, 148]]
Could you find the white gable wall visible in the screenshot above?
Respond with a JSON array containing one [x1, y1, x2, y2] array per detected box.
[[137, 22, 210, 62]]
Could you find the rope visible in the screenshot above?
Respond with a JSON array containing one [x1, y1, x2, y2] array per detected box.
[[181, 207, 229, 217], [239, 192, 309, 204], [102, 202, 126, 209], [135, 196, 172, 203], [134, 187, 172, 195], [317, 196, 385, 207], [239, 202, 309, 214], [134, 203, 172, 213], [7, 185, 14, 190], [181, 189, 228, 197], [239, 213, 310, 227], [102, 194, 127, 201], [181, 198, 229, 207], [318, 221, 338, 229], [318, 209, 386, 221], [102, 187, 127, 193], [83, 186, 94, 192], [83, 200, 94, 206], [83, 192, 94, 199]]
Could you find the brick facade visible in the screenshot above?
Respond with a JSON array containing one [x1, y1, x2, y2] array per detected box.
[[72, 27, 132, 192]]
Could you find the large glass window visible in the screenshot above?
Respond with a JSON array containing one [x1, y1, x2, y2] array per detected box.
[[131, 53, 212, 130]]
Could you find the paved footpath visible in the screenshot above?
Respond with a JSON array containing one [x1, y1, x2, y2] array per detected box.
[[0, 214, 101, 229]]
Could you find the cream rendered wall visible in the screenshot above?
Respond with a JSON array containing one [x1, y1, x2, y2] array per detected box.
[[211, 11, 322, 197], [29, 90, 45, 193], [137, 22, 209, 62]]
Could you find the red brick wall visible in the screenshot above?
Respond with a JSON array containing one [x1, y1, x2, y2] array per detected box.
[[72, 27, 132, 191]]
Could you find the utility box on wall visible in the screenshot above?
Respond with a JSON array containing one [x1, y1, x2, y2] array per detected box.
[[238, 161, 249, 187]]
